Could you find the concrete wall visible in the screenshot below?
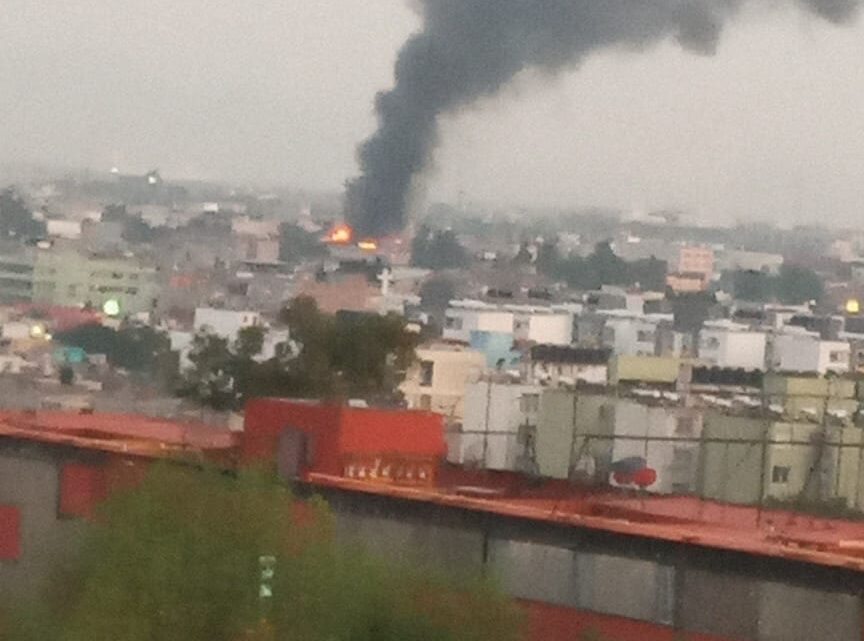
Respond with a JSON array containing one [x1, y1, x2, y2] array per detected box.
[[519, 313, 572, 346], [455, 382, 540, 470], [443, 307, 514, 343], [0, 444, 90, 598], [318, 486, 864, 641], [401, 347, 486, 420], [609, 355, 682, 385], [535, 390, 578, 479], [603, 317, 659, 356], [193, 307, 262, 340], [699, 327, 767, 371], [32, 249, 160, 315], [699, 414, 766, 505]]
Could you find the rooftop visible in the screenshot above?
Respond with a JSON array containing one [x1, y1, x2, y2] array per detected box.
[[0, 410, 235, 459], [530, 344, 611, 365], [307, 467, 864, 573]]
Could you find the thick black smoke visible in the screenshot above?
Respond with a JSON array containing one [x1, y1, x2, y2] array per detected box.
[[345, 0, 861, 237]]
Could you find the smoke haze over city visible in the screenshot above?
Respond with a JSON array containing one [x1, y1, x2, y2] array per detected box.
[[2, 0, 864, 227]]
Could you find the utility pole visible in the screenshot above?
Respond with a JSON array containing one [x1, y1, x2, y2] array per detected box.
[[252, 554, 276, 641]]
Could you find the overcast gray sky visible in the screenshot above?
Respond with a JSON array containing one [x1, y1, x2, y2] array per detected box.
[[1, 1, 863, 226]]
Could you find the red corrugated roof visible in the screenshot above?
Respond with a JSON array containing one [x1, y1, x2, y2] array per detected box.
[[0, 411, 235, 459], [306, 472, 864, 573]]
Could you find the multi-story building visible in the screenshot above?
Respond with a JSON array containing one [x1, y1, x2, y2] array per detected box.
[[0, 411, 235, 598], [0, 252, 35, 303], [534, 389, 703, 490], [443, 300, 572, 346], [0, 247, 160, 315], [699, 413, 864, 509], [599, 312, 668, 356], [770, 329, 851, 375], [231, 216, 282, 266], [676, 244, 715, 281], [5, 403, 864, 641], [664, 245, 715, 293], [523, 344, 610, 387], [718, 249, 784, 275], [698, 320, 768, 370], [763, 374, 859, 423], [33, 248, 160, 315], [450, 380, 541, 471], [193, 307, 262, 341], [400, 343, 486, 419]]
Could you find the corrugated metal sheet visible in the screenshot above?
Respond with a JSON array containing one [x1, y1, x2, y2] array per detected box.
[[0, 505, 20, 560]]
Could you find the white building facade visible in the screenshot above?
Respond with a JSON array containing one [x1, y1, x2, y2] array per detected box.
[[193, 308, 262, 341], [450, 381, 541, 471], [698, 321, 767, 371], [444, 301, 572, 346], [770, 331, 851, 375]]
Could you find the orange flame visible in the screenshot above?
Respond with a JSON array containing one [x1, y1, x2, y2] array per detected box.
[[357, 239, 379, 252], [326, 223, 353, 245]]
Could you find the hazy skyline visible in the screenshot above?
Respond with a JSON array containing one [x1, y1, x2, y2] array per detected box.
[[2, 1, 864, 226]]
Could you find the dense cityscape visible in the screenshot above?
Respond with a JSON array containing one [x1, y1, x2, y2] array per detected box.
[[4, 0, 864, 640]]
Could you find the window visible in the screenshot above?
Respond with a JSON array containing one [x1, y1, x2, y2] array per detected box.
[[0, 505, 21, 560], [637, 330, 655, 343], [444, 315, 463, 330], [701, 336, 720, 350], [772, 465, 790, 484], [829, 350, 847, 363], [419, 361, 434, 387], [419, 394, 432, 410], [277, 429, 312, 480], [520, 393, 540, 414]]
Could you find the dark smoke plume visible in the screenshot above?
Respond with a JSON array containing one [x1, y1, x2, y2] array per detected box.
[[345, 0, 861, 237]]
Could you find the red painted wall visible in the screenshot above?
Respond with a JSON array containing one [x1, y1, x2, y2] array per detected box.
[[242, 400, 447, 478], [243, 399, 343, 475], [59, 463, 108, 519], [338, 407, 445, 458], [521, 601, 739, 641], [0, 505, 21, 560]]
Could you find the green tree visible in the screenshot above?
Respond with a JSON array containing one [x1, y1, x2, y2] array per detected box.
[[0, 188, 45, 240], [5, 465, 519, 641], [280, 297, 337, 397], [732, 269, 774, 302], [122, 215, 161, 244], [411, 226, 470, 270], [586, 241, 629, 288], [775, 265, 823, 304], [59, 366, 74, 386], [331, 311, 418, 403], [100, 203, 127, 222], [54, 324, 175, 379], [534, 241, 665, 291], [234, 326, 265, 360], [419, 277, 456, 316], [180, 299, 418, 410], [535, 241, 563, 278], [177, 331, 236, 410], [280, 297, 417, 403], [628, 256, 668, 292]]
